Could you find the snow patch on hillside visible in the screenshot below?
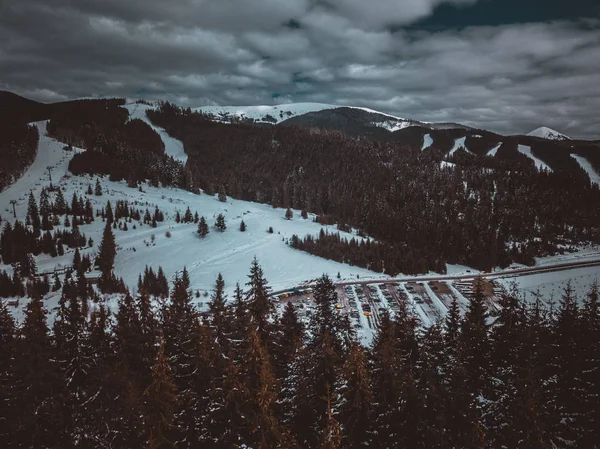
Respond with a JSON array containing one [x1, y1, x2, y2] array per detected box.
[[527, 126, 570, 141], [518, 145, 552, 172], [448, 137, 473, 156], [487, 143, 501, 157], [422, 134, 433, 151], [571, 154, 600, 186], [123, 103, 187, 164], [372, 120, 413, 132]]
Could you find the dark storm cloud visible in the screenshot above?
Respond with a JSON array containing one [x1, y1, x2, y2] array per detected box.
[[1, 0, 599, 138]]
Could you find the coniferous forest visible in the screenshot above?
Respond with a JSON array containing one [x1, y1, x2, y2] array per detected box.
[[1, 258, 599, 449]]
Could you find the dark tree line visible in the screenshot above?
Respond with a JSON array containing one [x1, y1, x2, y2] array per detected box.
[[0, 121, 39, 192], [1, 259, 599, 449], [147, 103, 600, 272]]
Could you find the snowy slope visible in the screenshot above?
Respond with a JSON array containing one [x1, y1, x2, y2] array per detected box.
[[0, 121, 84, 220], [527, 126, 570, 141], [0, 121, 386, 321], [571, 154, 600, 186], [123, 103, 187, 164], [487, 143, 501, 157], [448, 137, 473, 156], [517, 144, 552, 171], [422, 134, 433, 151]]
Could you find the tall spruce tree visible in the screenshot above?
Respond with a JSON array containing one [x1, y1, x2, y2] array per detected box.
[[579, 282, 600, 448], [144, 338, 179, 449], [214, 213, 226, 232], [197, 216, 209, 238], [0, 301, 17, 445], [27, 191, 41, 235], [15, 297, 66, 448], [97, 221, 117, 277], [337, 341, 372, 449], [245, 258, 273, 341]]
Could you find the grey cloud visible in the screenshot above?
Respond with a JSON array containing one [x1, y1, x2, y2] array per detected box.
[[1, 0, 599, 138]]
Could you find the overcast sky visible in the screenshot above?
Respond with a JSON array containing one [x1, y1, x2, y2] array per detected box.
[[1, 0, 599, 138]]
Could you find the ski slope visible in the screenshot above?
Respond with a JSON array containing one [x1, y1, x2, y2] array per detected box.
[[448, 137, 473, 156], [517, 144, 552, 172], [0, 121, 84, 220], [571, 154, 600, 186], [123, 103, 187, 164], [422, 134, 433, 151], [487, 143, 501, 157]]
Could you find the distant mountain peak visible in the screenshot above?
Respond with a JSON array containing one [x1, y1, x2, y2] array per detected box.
[[527, 126, 570, 141]]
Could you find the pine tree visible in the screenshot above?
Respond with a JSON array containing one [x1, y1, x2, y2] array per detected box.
[[417, 324, 448, 448], [95, 178, 103, 195], [27, 191, 41, 235], [97, 221, 117, 277], [54, 291, 94, 445], [181, 266, 190, 290], [337, 341, 372, 449], [0, 300, 17, 444], [215, 213, 226, 232], [183, 207, 193, 223], [105, 200, 114, 225], [579, 282, 600, 447], [156, 267, 169, 298], [239, 220, 246, 232], [218, 184, 227, 202], [245, 258, 272, 341], [549, 281, 582, 446], [197, 216, 209, 238], [459, 278, 490, 397], [285, 207, 293, 220], [208, 273, 230, 355], [55, 189, 67, 215], [144, 338, 178, 449], [14, 298, 66, 447], [445, 295, 461, 362]]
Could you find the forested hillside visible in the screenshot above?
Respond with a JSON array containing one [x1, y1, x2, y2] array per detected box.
[[1, 260, 598, 448], [44, 99, 191, 189], [148, 102, 600, 272], [0, 122, 39, 192]]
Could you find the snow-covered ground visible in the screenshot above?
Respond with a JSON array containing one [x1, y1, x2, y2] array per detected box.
[[0, 122, 384, 321], [448, 137, 474, 156], [0, 121, 84, 218], [497, 266, 598, 304], [422, 134, 433, 151], [517, 144, 552, 172], [527, 126, 570, 141], [123, 103, 187, 164], [571, 154, 600, 186], [487, 143, 501, 157]]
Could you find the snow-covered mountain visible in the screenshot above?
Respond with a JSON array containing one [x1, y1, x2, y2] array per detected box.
[[527, 126, 570, 141], [193, 103, 340, 124]]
